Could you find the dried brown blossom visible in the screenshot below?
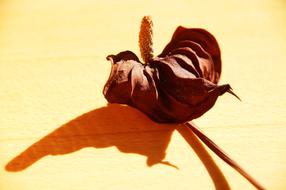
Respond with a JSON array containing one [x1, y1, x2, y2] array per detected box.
[[102, 17, 264, 190], [103, 25, 239, 123]]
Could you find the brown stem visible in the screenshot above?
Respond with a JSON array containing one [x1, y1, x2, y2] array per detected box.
[[177, 125, 231, 190], [184, 122, 266, 190]]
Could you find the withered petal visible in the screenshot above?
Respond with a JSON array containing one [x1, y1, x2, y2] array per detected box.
[[103, 27, 235, 123]]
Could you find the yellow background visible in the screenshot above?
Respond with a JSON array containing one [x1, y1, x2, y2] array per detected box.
[[1, 0, 286, 189]]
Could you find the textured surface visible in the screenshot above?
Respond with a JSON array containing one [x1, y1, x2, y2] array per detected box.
[[1, 0, 286, 189]]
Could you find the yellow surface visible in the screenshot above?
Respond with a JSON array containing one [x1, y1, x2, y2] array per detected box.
[[1, 0, 286, 189]]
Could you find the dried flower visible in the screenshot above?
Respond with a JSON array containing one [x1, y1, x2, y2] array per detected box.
[[102, 16, 264, 190]]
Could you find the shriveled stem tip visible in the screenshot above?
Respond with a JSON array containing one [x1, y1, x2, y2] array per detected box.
[[139, 16, 154, 63]]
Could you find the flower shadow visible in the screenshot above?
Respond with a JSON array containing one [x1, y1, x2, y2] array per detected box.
[[5, 103, 230, 189], [5, 104, 177, 171]]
